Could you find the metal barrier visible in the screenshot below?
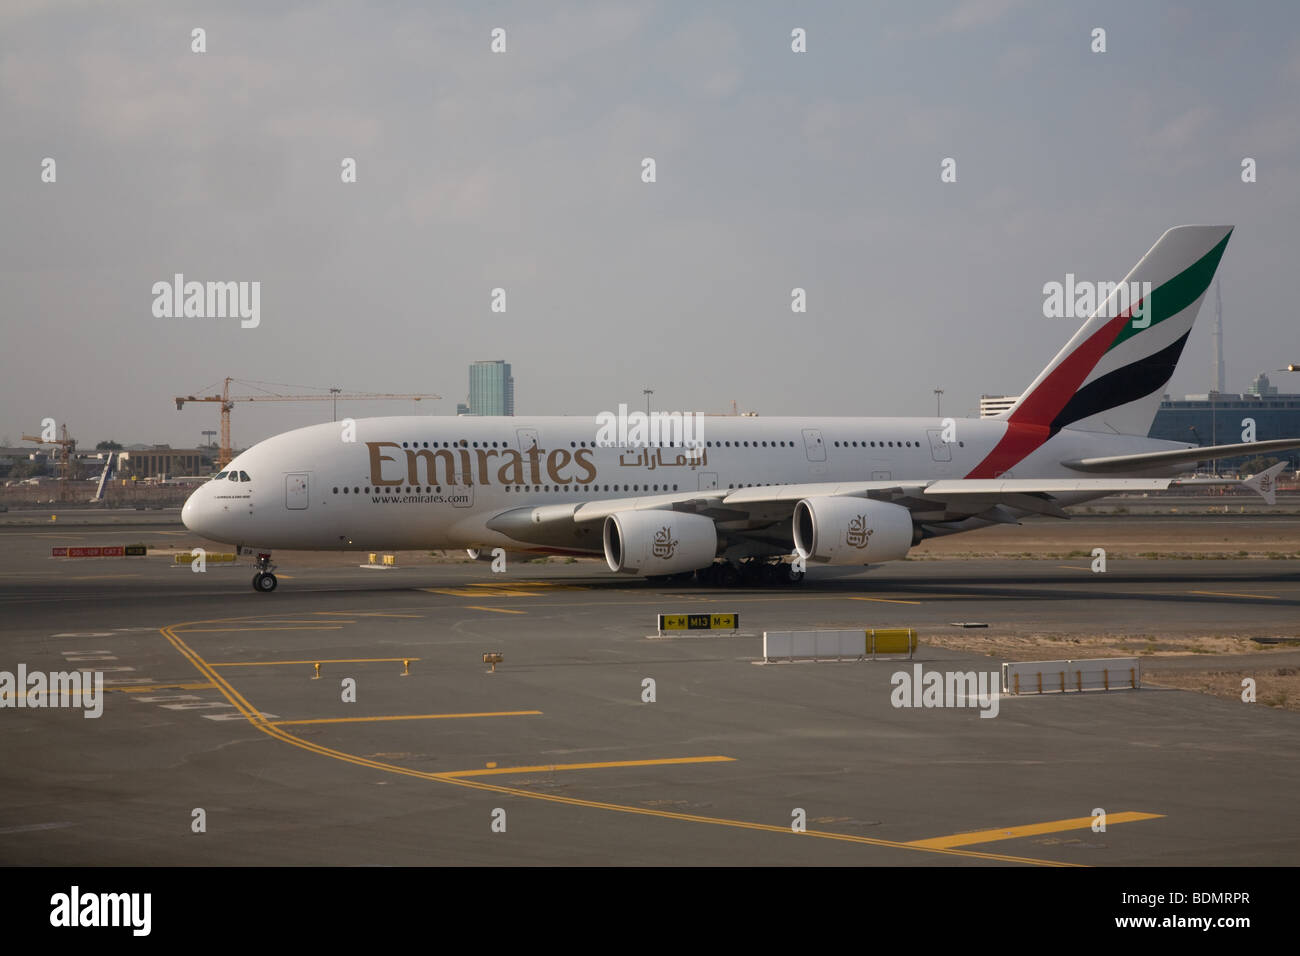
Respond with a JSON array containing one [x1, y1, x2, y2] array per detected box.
[[762, 628, 917, 662], [173, 552, 237, 564], [1001, 657, 1140, 695]]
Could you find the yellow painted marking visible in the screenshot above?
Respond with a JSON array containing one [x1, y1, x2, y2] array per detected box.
[[420, 580, 589, 598], [116, 682, 215, 693], [412, 595, 829, 611], [423, 587, 542, 597], [463, 605, 528, 615], [176, 626, 344, 633], [1055, 565, 1093, 571], [468, 580, 587, 590], [269, 711, 542, 727], [211, 657, 422, 667], [906, 811, 1164, 849], [316, 611, 423, 618], [158, 618, 1074, 867], [205, 619, 354, 625], [443, 756, 734, 778], [1188, 590, 1279, 600], [847, 596, 922, 605]]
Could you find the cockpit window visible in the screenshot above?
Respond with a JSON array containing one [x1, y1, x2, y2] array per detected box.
[[214, 472, 228, 480], [228, 472, 238, 481], [238, 471, 251, 482]]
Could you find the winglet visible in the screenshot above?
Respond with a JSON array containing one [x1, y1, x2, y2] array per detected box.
[[1242, 462, 1287, 505]]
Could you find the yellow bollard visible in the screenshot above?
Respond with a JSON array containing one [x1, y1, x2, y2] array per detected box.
[[401, 658, 410, 677], [1130, 667, 1136, 689], [312, 662, 321, 680]]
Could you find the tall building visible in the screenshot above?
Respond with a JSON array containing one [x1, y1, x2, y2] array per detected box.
[[468, 360, 514, 416], [1246, 371, 1278, 397]]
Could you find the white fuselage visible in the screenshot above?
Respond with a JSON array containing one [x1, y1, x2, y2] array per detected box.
[[180, 414, 1187, 554]]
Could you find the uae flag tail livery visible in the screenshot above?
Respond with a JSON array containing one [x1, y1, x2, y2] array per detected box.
[[970, 225, 1232, 479]]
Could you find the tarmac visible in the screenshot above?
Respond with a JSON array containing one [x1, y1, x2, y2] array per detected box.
[[1, 510, 1297, 866]]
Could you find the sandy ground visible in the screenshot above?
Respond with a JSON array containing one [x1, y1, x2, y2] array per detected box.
[[910, 516, 1300, 560], [1145, 666, 1298, 710]]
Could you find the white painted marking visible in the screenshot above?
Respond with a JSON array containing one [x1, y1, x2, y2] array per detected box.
[[161, 702, 234, 711], [204, 711, 279, 721], [0, 822, 76, 835]]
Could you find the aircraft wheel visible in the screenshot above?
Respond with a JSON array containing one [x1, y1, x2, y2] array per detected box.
[[253, 572, 278, 592]]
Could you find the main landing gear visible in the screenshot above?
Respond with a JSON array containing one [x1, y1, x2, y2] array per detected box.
[[251, 552, 277, 592], [692, 559, 804, 588]]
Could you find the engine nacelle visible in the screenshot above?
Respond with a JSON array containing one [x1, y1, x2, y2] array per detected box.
[[603, 511, 717, 575], [792, 497, 915, 565]]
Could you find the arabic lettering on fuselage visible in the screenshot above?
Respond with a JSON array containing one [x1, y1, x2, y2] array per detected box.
[[616, 447, 708, 470]]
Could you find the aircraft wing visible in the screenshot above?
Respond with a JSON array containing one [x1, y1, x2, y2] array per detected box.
[[484, 467, 1285, 552]]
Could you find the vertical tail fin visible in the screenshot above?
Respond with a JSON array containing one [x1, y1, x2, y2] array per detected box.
[[1000, 224, 1232, 436]]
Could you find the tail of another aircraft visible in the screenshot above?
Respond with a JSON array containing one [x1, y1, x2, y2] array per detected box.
[[998, 224, 1232, 438], [92, 452, 117, 502]]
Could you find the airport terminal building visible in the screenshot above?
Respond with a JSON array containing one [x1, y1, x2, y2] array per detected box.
[[1150, 380, 1300, 469]]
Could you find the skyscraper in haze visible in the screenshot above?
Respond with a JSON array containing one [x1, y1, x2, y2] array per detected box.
[[468, 360, 514, 416]]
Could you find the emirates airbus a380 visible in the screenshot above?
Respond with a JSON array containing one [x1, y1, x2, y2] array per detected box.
[[182, 225, 1296, 592]]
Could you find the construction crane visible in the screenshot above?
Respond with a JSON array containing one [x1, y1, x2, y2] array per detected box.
[[21, 423, 78, 499], [175, 378, 442, 468]]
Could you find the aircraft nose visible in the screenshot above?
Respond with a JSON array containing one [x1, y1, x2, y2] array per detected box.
[[181, 486, 202, 533]]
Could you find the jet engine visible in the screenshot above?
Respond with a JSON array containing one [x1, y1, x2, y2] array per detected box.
[[792, 497, 915, 565], [603, 511, 718, 575]]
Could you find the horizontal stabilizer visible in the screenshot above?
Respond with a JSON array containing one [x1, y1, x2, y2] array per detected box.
[[1242, 461, 1287, 505], [1062, 438, 1300, 474]]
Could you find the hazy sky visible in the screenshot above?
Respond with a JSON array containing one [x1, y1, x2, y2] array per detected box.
[[3, 1, 1298, 450]]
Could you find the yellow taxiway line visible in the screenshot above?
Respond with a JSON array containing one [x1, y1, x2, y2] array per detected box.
[[269, 711, 542, 727], [315, 611, 424, 618], [463, 605, 528, 614], [442, 756, 734, 778], [177, 625, 343, 633], [1188, 590, 1279, 600], [907, 811, 1164, 849], [847, 596, 922, 605], [159, 617, 1078, 867], [210, 657, 421, 667]]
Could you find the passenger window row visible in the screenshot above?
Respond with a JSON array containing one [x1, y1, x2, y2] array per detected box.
[[331, 484, 684, 495]]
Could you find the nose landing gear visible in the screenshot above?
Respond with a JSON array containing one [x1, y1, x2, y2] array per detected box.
[[251, 552, 277, 592]]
